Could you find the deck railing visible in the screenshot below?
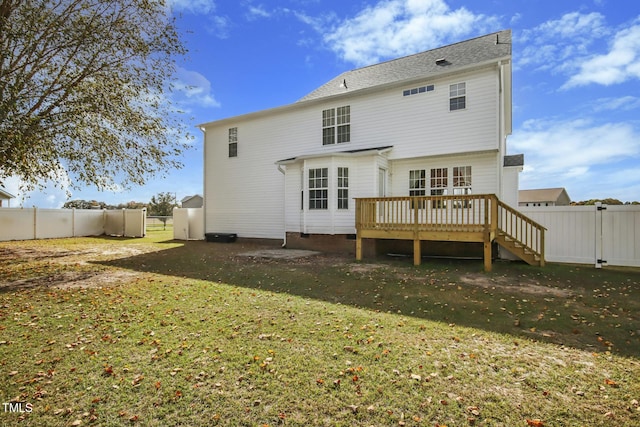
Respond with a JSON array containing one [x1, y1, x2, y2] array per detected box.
[[356, 194, 496, 234], [355, 194, 546, 269]]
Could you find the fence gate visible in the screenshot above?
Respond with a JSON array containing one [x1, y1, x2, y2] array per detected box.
[[597, 204, 640, 268], [519, 204, 640, 268]]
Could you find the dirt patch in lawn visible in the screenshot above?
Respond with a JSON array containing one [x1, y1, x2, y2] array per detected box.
[[0, 269, 143, 291], [458, 274, 572, 297], [238, 249, 322, 260]]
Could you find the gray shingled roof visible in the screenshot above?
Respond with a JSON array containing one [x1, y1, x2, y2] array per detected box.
[[299, 30, 511, 102], [504, 154, 524, 167]]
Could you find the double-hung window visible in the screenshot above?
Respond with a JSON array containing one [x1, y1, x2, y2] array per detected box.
[[409, 170, 426, 197], [322, 106, 350, 145], [409, 170, 426, 208], [453, 166, 472, 207], [449, 83, 466, 111], [337, 167, 349, 209], [309, 168, 328, 210], [228, 127, 238, 157], [430, 168, 448, 208]]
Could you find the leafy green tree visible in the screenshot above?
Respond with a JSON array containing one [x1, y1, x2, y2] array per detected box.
[[148, 192, 177, 216], [63, 199, 105, 209], [148, 192, 176, 229], [0, 0, 191, 193], [116, 201, 147, 210]]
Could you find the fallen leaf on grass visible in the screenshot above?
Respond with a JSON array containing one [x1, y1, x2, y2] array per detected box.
[[526, 419, 544, 427], [132, 374, 144, 386], [604, 379, 619, 388]]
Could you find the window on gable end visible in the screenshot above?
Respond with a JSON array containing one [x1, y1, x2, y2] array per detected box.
[[228, 127, 238, 157], [449, 82, 466, 111]]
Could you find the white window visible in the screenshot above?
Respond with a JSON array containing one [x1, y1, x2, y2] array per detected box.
[[322, 106, 350, 145], [309, 168, 328, 210], [228, 127, 238, 157], [449, 82, 466, 111], [430, 167, 448, 208], [337, 167, 349, 209], [453, 166, 472, 195], [409, 170, 426, 197], [453, 166, 472, 207]]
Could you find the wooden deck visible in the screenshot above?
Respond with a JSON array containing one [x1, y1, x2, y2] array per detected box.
[[355, 194, 545, 271]]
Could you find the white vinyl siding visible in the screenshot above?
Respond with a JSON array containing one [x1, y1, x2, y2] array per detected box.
[[203, 64, 504, 239]]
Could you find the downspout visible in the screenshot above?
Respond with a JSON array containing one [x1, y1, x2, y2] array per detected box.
[[199, 126, 207, 237], [497, 61, 505, 200], [277, 164, 287, 247]]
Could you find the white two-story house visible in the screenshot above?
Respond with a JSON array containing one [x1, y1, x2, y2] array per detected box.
[[200, 30, 543, 268]]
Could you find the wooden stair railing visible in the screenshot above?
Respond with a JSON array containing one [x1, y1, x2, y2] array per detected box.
[[495, 199, 546, 266]]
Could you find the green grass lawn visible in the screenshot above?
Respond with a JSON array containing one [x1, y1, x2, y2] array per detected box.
[[1, 230, 639, 426]]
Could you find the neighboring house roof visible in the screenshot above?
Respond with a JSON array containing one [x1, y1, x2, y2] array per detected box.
[[299, 30, 512, 102], [519, 188, 571, 204], [504, 154, 524, 167], [181, 194, 203, 203], [0, 188, 16, 199]]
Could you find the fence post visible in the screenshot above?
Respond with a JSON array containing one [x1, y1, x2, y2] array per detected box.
[[122, 208, 126, 237], [33, 206, 37, 240], [72, 208, 76, 237]]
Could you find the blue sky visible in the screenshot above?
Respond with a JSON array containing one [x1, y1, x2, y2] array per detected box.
[[6, 0, 640, 207]]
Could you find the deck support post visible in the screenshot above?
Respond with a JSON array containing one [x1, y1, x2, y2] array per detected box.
[[356, 234, 363, 261], [483, 232, 492, 272], [413, 238, 421, 266]]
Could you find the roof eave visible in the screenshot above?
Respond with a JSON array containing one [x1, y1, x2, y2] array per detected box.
[[197, 56, 510, 129]]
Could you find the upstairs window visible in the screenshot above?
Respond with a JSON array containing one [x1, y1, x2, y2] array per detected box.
[[403, 84, 434, 96], [309, 168, 328, 210], [322, 106, 350, 145], [228, 127, 238, 157], [449, 82, 466, 111]]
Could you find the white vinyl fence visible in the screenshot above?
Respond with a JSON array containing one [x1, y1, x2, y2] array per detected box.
[[519, 204, 640, 268], [0, 208, 146, 242], [173, 207, 204, 240]]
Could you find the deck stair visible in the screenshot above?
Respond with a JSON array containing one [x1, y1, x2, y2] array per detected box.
[[355, 194, 546, 271], [494, 199, 545, 267]]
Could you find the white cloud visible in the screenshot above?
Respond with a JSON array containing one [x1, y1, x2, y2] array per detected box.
[[588, 96, 640, 112], [167, 0, 217, 14], [173, 68, 221, 109], [247, 5, 272, 20], [317, 0, 498, 66], [510, 119, 640, 187], [2, 166, 72, 208], [564, 23, 640, 88], [517, 12, 609, 73], [207, 15, 232, 39]]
